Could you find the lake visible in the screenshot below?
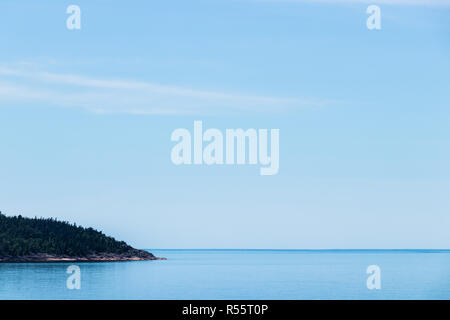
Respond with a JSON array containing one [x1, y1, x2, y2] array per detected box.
[[1, 249, 449, 299]]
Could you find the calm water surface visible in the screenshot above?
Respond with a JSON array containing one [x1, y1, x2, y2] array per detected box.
[[0, 250, 449, 299]]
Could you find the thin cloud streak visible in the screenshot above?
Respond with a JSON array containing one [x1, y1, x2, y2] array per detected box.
[[0, 66, 328, 115]]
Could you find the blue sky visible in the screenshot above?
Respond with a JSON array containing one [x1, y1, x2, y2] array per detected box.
[[0, 0, 449, 249]]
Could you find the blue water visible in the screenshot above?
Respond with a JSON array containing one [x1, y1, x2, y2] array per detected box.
[[0, 249, 449, 299]]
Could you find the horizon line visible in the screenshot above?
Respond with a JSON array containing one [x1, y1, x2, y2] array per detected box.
[[143, 248, 450, 251]]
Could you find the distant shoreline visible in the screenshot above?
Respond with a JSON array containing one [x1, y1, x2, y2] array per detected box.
[[0, 251, 167, 263], [146, 248, 450, 252]]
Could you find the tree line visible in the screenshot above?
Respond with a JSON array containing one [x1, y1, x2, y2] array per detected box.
[[0, 212, 133, 257]]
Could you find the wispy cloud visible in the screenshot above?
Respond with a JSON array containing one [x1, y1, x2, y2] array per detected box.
[[256, 0, 450, 6], [0, 65, 327, 115]]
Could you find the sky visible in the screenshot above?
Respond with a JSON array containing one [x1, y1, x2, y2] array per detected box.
[[0, 0, 449, 249]]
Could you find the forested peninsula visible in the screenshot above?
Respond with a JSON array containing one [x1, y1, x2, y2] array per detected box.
[[0, 213, 164, 262]]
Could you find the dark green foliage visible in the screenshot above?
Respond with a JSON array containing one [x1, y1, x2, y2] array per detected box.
[[0, 212, 133, 257]]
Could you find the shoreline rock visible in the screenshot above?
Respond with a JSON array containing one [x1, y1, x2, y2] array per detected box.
[[0, 250, 167, 263]]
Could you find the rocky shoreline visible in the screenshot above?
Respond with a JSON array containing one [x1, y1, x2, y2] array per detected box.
[[0, 249, 166, 263]]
